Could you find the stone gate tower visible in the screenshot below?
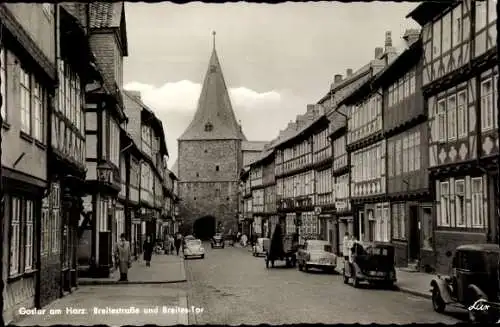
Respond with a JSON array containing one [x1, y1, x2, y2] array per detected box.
[[177, 32, 245, 236]]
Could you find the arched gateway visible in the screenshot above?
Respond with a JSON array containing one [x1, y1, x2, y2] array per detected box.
[[193, 216, 216, 240]]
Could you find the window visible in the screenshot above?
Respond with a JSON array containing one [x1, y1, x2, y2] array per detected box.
[[402, 136, 409, 173], [387, 141, 394, 177], [41, 197, 50, 254], [455, 180, 466, 227], [20, 67, 31, 134], [471, 177, 485, 228], [481, 79, 493, 131], [475, 0, 487, 31], [33, 81, 44, 142], [216, 165, 219, 172], [25, 200, 34, 271], [442, 12, 451, 53], [432, 19, 441, 59], [447, 95, 457, 140], [10, 197, 21, 276], [9, 197, 37, 276], [437, 100, 446, 141], [439, 182, 450, 226], [457, 91, 467, 137], [205, 122, 213, 132], [409, 71, 416, 94], [414, 132, 421, 170], [391, 203, 406, 240], [51, 183, 60, 253], [395, 139, 401, 175], [452, 5, 463, 47], [1, 47, 6, 122]]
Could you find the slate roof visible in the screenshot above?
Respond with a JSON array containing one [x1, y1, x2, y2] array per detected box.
[[242, 141, 267, 152], [89, 2, 123, 28], [171, 159, 179, 177], [178, 47, 245, 141]]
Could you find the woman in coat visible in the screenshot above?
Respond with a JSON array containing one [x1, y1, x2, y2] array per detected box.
[[115, 233, 132, 281], [143, 235, 154, 266]]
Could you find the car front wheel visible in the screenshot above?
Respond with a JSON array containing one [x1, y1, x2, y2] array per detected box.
[[432, 286, 446, 313]]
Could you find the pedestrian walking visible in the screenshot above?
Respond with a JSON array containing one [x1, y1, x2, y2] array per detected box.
[[114, 233, 131, 281], [143, 235, 154, 267], [175, 233, 182, 255]]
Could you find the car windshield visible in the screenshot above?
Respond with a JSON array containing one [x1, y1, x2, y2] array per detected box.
[[307, 241, 330, 252], [187, 240, 201, 246]]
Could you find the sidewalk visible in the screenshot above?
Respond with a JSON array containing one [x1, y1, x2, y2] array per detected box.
[[335, 256, 433, 299], [12, 284, 189, 326], [79, 254, 186, 285]]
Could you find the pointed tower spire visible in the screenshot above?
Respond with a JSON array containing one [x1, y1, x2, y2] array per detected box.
[[179, 33, 246, 141]]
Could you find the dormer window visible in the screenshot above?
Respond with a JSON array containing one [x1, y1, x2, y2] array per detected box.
[[209, 65, 217, 73], [205, 122, 213, 132]]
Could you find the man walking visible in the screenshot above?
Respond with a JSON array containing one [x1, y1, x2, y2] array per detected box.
[[115, 233, 132, 282], [175, 233, 183, 256]]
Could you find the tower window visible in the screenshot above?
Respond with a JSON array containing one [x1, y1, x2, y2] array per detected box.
[[204, 150, 208, 153], [196, 172, 199, 177], [194, 197, 196, 200], [204, 122, 213, 132], [216, 165, 219, 171], [226, 197, 230, 201]]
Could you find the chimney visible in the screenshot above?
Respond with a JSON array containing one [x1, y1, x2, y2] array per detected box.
[[403, 28, 421, 46], [374, 47, 384, 59], [385, 31, 393, 49], [346, 69, 353, 77], [334, 74, 343, 83]]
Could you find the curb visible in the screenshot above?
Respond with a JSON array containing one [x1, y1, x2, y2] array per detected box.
[[396, 286, 431, 299], [78, 279, 187, 286]]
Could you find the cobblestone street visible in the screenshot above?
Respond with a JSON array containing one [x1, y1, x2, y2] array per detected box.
[[185, 244, 465, 325]]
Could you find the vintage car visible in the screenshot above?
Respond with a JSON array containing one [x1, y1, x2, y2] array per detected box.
[[253, 238, 269, 257], [211, 233, 225, 248], [343, 242, 396, 288], [430, 244, 500, 323], [184, 239, 205, 259], [296, 240, 337, 273]]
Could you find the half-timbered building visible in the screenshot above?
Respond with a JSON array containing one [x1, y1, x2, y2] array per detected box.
[[320, 66, 378, 254], [340, 33, 396, 243], [1, 3, 57, 323], [45, 3, 101, 304], [80, 2, 128, 278], [408, 0, 498, 273], [274, 106, 324, 240], [369, 29, 432, 270], [310, 105, 335, 243], [249, 159, 264, 238], [247, 147, 276, 238], [240, 168, 252, 235]]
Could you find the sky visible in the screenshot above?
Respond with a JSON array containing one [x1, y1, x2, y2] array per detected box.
[[122, 1, 421, 167]]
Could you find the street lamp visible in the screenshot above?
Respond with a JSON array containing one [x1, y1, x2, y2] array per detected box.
[[97, 164, 113, 184]]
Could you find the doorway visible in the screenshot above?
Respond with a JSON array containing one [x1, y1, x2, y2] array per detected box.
[[193, 216, 216, 240], [408, 205, 420, 261]]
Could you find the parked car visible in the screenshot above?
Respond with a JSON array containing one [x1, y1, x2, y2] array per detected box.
[[430, 244, 500, 323], [211, 233, 225, 248], [184, 239, 205, 259], [253, 238, 269, 257], [297, 240, 337, 273], [343, 242, 396, 288]]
